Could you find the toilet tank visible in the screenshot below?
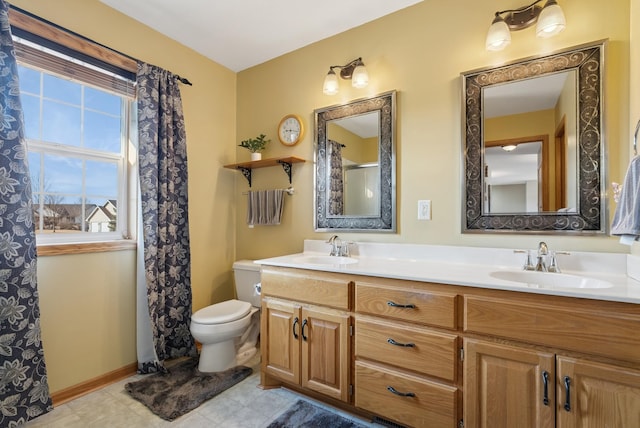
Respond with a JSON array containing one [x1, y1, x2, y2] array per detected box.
[[233, 260, 261, 307]]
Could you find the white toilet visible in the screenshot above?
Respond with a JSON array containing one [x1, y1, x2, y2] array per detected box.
[[190, 260, 261, 372]]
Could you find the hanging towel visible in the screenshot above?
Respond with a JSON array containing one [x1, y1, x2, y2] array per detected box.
[[611, 156, 640, 243], [246, 189, 285, 226]]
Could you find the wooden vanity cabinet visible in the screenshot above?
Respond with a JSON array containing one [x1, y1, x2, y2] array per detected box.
[[260, 267, 351, 402], [464, 294, 640, 428], [464, 339, 640, 428], [260, 266, 640, 428]]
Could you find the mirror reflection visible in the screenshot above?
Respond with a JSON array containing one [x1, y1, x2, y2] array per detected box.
[[462, 41, 605, 233], [483, 71, 578, 214], [327, 112, 380, 216], [314, 90, 396, 232]]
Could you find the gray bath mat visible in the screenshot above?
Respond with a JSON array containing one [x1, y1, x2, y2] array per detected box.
[[267, 400, 369, 428], [124, 358, 252, 421]]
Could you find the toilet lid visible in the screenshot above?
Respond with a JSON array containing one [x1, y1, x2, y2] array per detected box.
[[192, 299, 252, 324]]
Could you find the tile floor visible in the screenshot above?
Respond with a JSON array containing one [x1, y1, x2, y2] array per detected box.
[[23, 354, 382, 428]]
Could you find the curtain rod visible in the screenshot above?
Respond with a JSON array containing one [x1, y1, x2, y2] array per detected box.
[[8, 4, 193, 86]]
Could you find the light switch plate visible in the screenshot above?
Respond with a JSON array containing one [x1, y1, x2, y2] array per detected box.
[[418, 200, 431, 220]]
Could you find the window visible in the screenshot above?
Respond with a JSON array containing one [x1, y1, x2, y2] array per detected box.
[[13, 37, 136, 245]]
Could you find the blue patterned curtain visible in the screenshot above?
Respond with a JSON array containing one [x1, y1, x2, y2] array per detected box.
[[0, 1, 53, 425], [136, 62, 196, 373]]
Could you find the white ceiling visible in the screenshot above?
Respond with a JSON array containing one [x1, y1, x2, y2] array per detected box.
[[99, 0, 423, 72], [483, 72, 572, 118]]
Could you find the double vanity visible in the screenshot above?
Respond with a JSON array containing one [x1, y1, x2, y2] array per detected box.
[[256, 240, 640, 428]]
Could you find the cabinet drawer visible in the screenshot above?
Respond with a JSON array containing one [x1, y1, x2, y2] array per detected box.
[[464, 295, 640, 364], [355, 282, 457, 329], [355, 360, 458, 428], [356, 317, 458, 381], [261, 267, 350, 310]]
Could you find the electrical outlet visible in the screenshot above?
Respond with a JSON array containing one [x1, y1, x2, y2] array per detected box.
[[418, 200, 431, 220]]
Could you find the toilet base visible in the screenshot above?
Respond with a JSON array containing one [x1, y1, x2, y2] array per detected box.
[[198, 340, 236, 372]]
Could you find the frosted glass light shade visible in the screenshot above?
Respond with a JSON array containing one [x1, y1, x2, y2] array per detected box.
[[351, 64, 369, 89], [536, 1, 566, 38], [323, 71, 339, 95], [486, 17, 511, 51]]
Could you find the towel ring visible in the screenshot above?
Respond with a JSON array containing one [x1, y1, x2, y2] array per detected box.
[[635, 118, 640, 156]]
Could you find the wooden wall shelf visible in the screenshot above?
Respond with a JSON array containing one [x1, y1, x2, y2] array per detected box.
[[224, 156, 305, 187]]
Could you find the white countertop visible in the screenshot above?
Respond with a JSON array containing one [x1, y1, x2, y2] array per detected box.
[[255, 241, 640, 304]]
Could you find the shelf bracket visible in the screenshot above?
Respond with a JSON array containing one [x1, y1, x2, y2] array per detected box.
[[237, 167, 252, 187], [278, 160, 293, 183]]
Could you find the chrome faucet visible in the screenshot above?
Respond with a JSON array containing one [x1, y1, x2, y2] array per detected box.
[[327, 235, 341, 256], [516, 242, 569, 273], [535, 241, 549, 272], [327, 235, 352, 257]]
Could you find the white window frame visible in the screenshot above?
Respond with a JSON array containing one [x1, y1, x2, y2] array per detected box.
[[11, 29, 137, 249]]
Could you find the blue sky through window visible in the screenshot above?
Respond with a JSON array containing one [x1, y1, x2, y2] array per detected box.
[[19, 63, 125, 233]]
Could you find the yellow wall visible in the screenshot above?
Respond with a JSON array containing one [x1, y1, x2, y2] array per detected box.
[[484, 109, 555, 143], [236, 0, 632, 259], [327, 123, 377, 164], [10, 0, 237, 393]]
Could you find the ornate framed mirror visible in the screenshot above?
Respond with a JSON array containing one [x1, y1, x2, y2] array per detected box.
[[461, 41, 606, 234], [314, 90, 396, 232]]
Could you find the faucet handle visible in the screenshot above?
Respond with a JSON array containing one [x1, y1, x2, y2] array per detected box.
[[338, 243, 349, 257], [514, 250, 535, 270], [547, 251, 570, 273], [547, 251, 559, 273]]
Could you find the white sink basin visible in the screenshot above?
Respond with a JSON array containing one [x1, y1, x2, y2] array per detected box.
[[294, 255, 358, 265], [489, 270, 614, 289]]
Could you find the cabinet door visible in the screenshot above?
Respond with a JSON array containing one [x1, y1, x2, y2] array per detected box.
[[262, 299, 301, 385], [301, 306, 350, 402], [464, 339, 555, 428], [557, 356, 640, 428]]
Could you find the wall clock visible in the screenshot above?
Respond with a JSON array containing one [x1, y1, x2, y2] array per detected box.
[[278, 114, 304, 146]]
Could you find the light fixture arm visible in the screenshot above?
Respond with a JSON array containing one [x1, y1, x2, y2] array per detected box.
[[494, 0, 546, 30], [495, 0, 544, 18], [328, 57, 364, 80]]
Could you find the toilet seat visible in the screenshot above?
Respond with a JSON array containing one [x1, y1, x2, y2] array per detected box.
[[192, 299, 251, 324]]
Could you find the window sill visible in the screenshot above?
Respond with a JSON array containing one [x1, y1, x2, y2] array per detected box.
[[37, 240, 137, 256]]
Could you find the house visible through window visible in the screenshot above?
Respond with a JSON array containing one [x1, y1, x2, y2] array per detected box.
[[14, 37, 136, 244]]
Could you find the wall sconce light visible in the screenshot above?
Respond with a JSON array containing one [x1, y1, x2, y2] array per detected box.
[[486, 0, 566, 51], [322, 57, 369, 95]]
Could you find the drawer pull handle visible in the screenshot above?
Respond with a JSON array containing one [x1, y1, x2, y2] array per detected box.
[[292, 317, 299, 340], [542, 371, 549, 405], [301, 319, 308, 341], [387, 301, 416, 309], [387, 386, 415, 397], [387, 338, 415, 348], [563, 376, 571, 412]]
